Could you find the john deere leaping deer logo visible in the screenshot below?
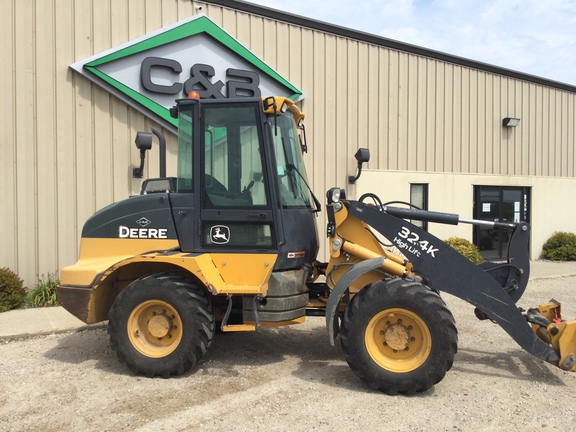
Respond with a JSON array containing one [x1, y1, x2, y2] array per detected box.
[[210, 225, 230, 244]]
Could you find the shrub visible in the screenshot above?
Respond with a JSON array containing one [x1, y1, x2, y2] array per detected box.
[[444, 237, 484, 264], [542, 231, 576, 261], [0, 268, 27, 312], [25, 273, 60, 308]]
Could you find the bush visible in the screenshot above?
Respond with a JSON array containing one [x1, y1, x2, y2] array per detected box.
[[25, 273, 60, 308], [444, 237, 484, 264], [0, 268, 27, 312], [542, 231, 576, 261]]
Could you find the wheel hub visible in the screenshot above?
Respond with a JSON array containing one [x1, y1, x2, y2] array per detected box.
[[128, 300, 183, 358], [385, 323, 410, 351], [148, 313, 172, 339], [365, 308, 432, 373]]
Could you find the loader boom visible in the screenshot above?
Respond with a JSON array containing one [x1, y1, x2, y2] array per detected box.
[[325, 190, 576, 374]]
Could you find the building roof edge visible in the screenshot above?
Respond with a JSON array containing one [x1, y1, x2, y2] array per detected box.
[[203, 0, 576, 93]]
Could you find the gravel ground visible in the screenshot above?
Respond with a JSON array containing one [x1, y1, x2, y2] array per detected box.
[[1, 276, 576, 432]]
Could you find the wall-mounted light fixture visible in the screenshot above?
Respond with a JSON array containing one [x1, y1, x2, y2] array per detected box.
[[503, 117, 520, 127]]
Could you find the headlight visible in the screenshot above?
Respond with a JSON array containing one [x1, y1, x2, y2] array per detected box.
[[326, 187, 341, 204]]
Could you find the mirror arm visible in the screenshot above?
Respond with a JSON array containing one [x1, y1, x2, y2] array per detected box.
[[348, 162, 364, 184], [133, 149, 147, 178], [151, 127, 166, 178]]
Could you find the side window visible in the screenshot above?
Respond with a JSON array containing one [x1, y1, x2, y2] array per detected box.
[[176, 111, 193, 193], [203, 106, 268, 208]]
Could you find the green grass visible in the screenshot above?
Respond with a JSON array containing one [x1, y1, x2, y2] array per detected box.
[[25, 273, 59, 308]]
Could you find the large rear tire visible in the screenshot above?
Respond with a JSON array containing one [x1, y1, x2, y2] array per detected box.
[[108, 273, 215, 377], [341, 278, 457, 395]]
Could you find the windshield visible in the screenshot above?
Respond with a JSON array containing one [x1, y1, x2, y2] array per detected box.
[[270, 111, 313, 208]]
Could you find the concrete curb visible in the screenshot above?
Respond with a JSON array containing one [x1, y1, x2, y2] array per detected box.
[[0, 306, 106, 342], [0, 323, 107, 342]]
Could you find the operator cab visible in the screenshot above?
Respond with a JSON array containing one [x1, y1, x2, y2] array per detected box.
[[169, 94, 319, 271]]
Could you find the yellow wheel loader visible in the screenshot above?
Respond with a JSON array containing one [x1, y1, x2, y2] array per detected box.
[[57, 94, 576, 394]]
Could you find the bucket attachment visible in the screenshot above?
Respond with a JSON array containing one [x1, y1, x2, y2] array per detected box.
[[527, 300, 576, 371]]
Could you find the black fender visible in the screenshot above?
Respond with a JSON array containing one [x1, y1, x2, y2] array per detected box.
[[326, 257, 385, 346]]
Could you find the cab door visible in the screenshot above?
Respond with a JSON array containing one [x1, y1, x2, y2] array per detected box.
[[198, 101, 276, 252]]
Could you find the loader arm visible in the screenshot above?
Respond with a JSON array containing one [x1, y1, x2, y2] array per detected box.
[[328, 199, 560, 366]]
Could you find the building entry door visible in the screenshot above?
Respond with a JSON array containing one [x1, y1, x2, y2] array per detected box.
[[473, 186, 530, 260]]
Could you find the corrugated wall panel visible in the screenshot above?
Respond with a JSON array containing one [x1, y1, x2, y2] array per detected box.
[[14, 0, 38, 279], [526, 83, 537, 176], [55, 0, 77, 278], [35, 0, 58, 277], [513, 80, 524, 176], [367, 45, 380, 170], [568, 95, 575, 177], [323, 34, 337, 186], [356, 43, 369, 176], [376, 49, 390, 170], [344, 39, 359, 180], [386, 50, 400, 171], [3, 0, 576, 286], [333, 36, 348, 187], [312, 32, 327, 187], [0, 0, 17, 272], [433, 61, 446, 172]]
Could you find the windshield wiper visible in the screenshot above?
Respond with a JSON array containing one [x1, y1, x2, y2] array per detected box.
[[286, 163, 321, 212]]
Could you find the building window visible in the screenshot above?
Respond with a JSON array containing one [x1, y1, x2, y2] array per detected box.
[[410, 183, 428, 231]]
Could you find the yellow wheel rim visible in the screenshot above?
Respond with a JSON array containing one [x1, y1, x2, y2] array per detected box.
[[365, 308, 432, 373], [127, 300, 183, 358]]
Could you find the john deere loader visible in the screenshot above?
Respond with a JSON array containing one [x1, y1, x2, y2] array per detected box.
[[57, 93, 576, 394]]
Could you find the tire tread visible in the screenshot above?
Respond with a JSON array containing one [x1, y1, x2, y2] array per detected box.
[[108, 273, 215, 377], [341, 278, 458, 395]]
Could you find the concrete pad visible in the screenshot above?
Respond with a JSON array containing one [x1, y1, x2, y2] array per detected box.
[[529, 260, 576, 280], [0, 306, 104, 340]]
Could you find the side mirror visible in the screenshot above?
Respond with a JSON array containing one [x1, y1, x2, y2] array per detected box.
[[348, 148, 370, 184], [133, 132, 153, 178]]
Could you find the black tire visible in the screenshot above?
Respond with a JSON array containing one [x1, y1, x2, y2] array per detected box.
[[340, 278, 458, 395], [108, 273, 215, 377]]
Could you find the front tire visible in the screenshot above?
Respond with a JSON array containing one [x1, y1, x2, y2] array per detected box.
[[108, 273, 215, 377], [341, 278, 457, 395]]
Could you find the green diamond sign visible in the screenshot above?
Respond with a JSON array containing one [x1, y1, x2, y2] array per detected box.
[[70, 14, 303, 131]]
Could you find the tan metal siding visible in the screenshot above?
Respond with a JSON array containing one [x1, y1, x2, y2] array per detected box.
[[1, 0, 16, 272], [3, 0, 576, 285]]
